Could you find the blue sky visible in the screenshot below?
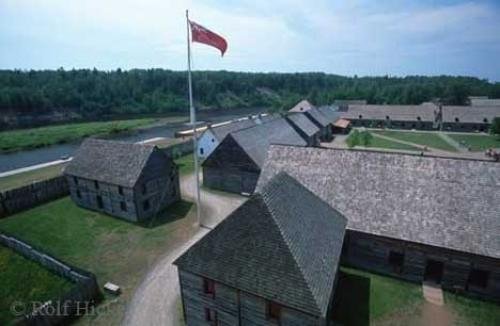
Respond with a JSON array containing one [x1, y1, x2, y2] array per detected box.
[[1, 0, 500, 81]]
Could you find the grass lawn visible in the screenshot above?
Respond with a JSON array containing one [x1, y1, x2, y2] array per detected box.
[[175, 154, 195, 176], [0, 246, 74, 325], [0, 164, 67, 192], [373, 130, 457, 152], [0, 197, 197, 325], [0, 118, 156, 153], [332, 267, 423, 325], [447, 134, 500, 151], [446, 293, 500, 326], [366, 135, 421, 151]]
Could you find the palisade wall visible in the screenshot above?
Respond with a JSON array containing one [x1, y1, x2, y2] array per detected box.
[[0, 232, 101, 325], [0, 176, 69, 218]]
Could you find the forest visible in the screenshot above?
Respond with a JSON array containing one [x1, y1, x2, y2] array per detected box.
[[1, 69, 499, 119]]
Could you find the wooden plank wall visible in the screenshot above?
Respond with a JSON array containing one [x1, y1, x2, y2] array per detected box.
[[342, 230, 500, 302]]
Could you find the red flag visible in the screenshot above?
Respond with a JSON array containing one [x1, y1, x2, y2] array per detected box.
[[189, 20, 228, 56]]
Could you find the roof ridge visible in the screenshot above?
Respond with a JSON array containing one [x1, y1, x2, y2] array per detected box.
[[260, 196, 322, 314]]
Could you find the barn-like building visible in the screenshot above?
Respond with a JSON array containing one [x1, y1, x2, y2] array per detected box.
[[64, 138, 180, 222], [202, 118, 307, 194], [175, 172, 347, 326], [259, 145, 500, 302], [441, 105, 500, 132], [285, 113, 321, 146]]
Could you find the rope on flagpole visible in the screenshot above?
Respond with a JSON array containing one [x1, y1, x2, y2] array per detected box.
[[186, 9, 202, 227]]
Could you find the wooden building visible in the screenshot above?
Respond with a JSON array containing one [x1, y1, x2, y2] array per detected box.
[[197, 114, 276, 160], [259, 146, 500, 302], [441, 105, 500, 132], [202, 118, 307, 195], [64, 138, 180, 222], [304, 107, 334, 142], [285, 112, 321, 146], [340, 104, 439, 130], [174, 172, 347, 326]]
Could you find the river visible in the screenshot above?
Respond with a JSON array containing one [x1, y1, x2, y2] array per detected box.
[[0, 108, 267, 173]]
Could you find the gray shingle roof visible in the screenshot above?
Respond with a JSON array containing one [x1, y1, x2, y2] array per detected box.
[[305, 107, 331, 127], [442, 106, 500, 123], [174, 172, 347, 317], [227, 118, 307, 168], [210, 119, 258, 142], [64, 138, 157, 187], [341, 104, 437, 122], [289, 99, 315, 113], [286, 113, 320, 137], [317, 106, 342, 124], [259, 145, 500, 259]]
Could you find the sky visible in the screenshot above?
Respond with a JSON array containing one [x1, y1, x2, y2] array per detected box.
[[1, 0, 500, 81]]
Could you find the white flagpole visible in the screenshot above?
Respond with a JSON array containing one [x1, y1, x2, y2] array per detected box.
[[186, 9, 202, 226]]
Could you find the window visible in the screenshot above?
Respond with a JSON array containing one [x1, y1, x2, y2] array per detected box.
[[417, 116, 421, 121], [96, 196, 103, 209], [120, 201, 127, 211], [204, 308, 217, 323], [118, 186, 124, 195], [203, 278, 215, 296], [455, 117, 460, 122], [94, 180, 99, 190], [211, 138, 215, 143], [358, 114, 363, 119], [200, 148, 204, 155], [76, 190, 81, 198], [386, 115, 390, 120], [267, 301, 281, 322], [73, 176, 78, 185], [468, 269, 489, 289], [143, 199, 150, 211], [142, 184, 147, 195], [388, 251, 405, 273], [483, 118, 488, 123]]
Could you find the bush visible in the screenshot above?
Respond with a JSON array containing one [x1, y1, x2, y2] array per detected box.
[[347, 130, 360, 148]]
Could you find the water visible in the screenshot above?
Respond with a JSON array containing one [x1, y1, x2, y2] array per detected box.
[[0, 108, 267, 173]]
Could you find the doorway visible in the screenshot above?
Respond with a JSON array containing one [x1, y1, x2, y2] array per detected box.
[[424, 260, 444, 284]]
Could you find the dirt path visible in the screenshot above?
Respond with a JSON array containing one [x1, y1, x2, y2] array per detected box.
[[122, 173, 246, 326]]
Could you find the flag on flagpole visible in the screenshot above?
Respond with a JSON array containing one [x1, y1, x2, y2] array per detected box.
[[189, 20, 228, 56]]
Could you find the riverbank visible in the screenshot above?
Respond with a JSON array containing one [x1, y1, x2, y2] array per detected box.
[[0, 117, 187, 153]]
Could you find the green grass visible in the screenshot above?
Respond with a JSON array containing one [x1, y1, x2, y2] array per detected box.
[[374, 130, 457, 151], [367, 136, 421, 151], [0, 164, 67, 192], [446, 293, 500, 326], [447, 134, 500, 151], [0, 197, 197, 325], [0, 246, 74, 325], [0, 118, 156, 153], [175, 154, 195, 175], [332, 267, 423, 325], [346, 130, 421, 152]]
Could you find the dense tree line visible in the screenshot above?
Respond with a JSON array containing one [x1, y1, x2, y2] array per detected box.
[[1, 69, 499, 118]]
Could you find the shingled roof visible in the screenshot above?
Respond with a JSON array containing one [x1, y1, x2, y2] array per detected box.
[[305, 107, 331, 127], [289, 99, 315, 113], [210, 118, 258, 142], [317, 106, 342, 124], [223, 118, 307, 168], [442, 106, 500, 123], [174, 172, 347, 318], [286, 113, 320, 137], [64, 138, 158, 188], [341, 104, 437, 122], [259, 145, 500, 259]]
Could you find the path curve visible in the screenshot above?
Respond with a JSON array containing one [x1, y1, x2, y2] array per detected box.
[[122, 173, 245, 326]]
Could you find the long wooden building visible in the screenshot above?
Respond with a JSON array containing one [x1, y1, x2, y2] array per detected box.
[[202, 118, 307, 194], [175, 172, 347, 326], [64, 138, 180, 222], [259, 145, 500, 302]]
